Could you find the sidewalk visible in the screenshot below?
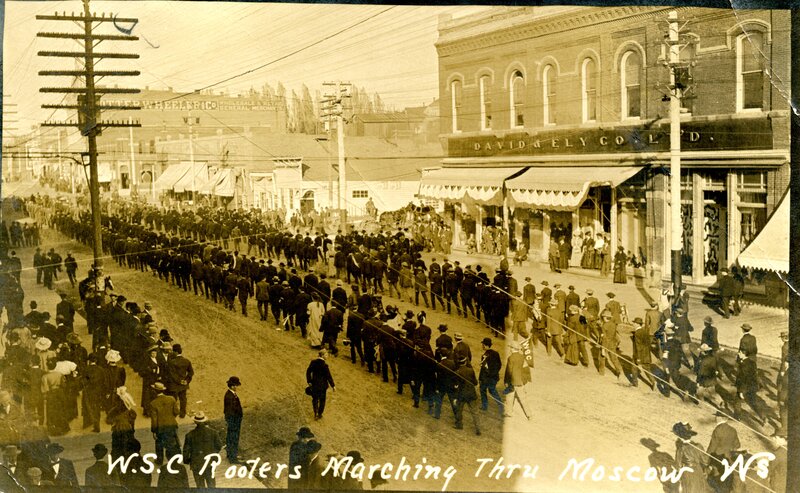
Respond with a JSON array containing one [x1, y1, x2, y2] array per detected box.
[[420, 249, 787, 360]]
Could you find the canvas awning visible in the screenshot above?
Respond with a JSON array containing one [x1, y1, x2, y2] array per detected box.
[[505, 165, 644, 210], [199, 168, 235, 197], [154, 162, 191, 192], [418, 167, 525, 206], [737, 189, 789, 274], [173, 162, 208, 193]]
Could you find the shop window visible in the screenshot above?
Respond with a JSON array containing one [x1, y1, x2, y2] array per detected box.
[[581, 58, 597, 122], [703, 171, 726, 190], [736, 32, 764, 112], [542, 65, 556, 125], [740, 208, 766, 249], [479, 75, 492, 130], [620, 51, 641, 119], [737, 171, 766, 190], [450, 80, 463, 133], [352, 190, 368, 198], [510, 70, 525, 128]]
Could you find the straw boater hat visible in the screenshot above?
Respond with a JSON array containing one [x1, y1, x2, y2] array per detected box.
[[568, 305, 580, 314], [700, 343, 712, 352], [193, 412, 208, 423], [454, 332, 463, 341], [741, 323, 753, 332], [152, 382, 167, 392], [35, 338, 52, 352]]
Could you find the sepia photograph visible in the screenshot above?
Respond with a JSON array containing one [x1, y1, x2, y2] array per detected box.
[[0, 1, 796, 491]]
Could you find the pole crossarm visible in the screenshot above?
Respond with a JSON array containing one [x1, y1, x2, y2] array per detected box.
[[37, 32, 138, 41], [40, 87, 140, 94], [42, 120, 141, 128], [41, 103, 142, 110], [36, 14, 138, 23], [38, 51, 139, 59], [39, 70, 141, 77]]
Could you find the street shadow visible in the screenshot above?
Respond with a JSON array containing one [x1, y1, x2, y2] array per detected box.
[[640, 438, 679, 493]]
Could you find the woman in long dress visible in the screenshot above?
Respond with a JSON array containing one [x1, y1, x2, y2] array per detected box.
[[41, 359, 69, 436], [306, 293, 325, 349]]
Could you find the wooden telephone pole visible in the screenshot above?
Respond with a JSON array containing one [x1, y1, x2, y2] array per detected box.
[[321, 81, 351, 232], [37, 0, 141, 272]]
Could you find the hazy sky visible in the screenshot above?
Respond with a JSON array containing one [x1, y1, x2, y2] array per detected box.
[[3, 1, 490, 137]]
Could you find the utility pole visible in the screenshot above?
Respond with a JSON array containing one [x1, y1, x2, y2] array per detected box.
[[321, 81, 351, 232], [183, 111, 199, 206], [37, 0, 141, 273], [662, 11, 694, 293], [128, 116, 136, 194], [786, 9, 799, 493]]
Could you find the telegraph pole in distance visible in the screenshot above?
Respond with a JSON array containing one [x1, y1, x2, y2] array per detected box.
[[321, 81, 351, 232], [37, 0, 141, 272], [662, 11, 694, 294]]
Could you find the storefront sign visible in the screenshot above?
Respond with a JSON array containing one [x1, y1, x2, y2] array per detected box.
[[113, 99, 275, 111], [448, 119, 773, 158]]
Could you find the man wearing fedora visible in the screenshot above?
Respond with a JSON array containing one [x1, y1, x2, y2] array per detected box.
[[84, 443, 118, 487], [672, 422, 708, 492], [183, 411, 222, 487], [306, 350, 335, 420], [503, 341, 531, 420], [718, 267, 735, 319], [734, 350, 763, 424], [224, 376, 243, 464], [166, 344, 194, 419], [693, 343, 722, 407], [452, 355, 480, 435], [738, 324, 758, 358], [478, 338, 503, 415], [42, 443, 78, 487], [149, 381, 181, 464], [701, 316, 720, 354], [288, 427, 320, 490]]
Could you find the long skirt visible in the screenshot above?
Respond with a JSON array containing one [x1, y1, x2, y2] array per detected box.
[[45, 388, 70, 436]]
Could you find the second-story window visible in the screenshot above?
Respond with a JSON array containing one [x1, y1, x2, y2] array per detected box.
[[479, 75, 492, 130], [737, 31, 764, 111], [621, 51, 641, 119], [543, 65, 556, 125], [510, 70, 525, 128], [582, 58, 597, 122], [450, 80, 462, 132]]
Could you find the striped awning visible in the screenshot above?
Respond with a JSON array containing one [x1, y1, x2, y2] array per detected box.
[[505, 166, 643, 210], [737, 189, 789, 274], [418, 167, 525, 206]]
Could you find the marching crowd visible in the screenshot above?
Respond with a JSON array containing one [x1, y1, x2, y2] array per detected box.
[[0, 192, 789, 490]]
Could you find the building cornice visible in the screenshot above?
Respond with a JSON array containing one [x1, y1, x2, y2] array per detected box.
[[436, 6, 689, 56]]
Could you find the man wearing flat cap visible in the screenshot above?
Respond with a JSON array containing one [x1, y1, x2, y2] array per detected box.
[[183, 411, 222, 487]]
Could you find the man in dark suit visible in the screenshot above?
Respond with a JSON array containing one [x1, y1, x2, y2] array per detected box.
[[42, 443, 78, 487], [453, 356, 480, 435], [707, 411, 741, 491], [1, 444, 35, 487], [306, 350, 335, 420], [718, 267, 735, 318], [84, 443, 118, 487], [478, 338, 503, 415], [738, 324, 758, 358], [583, 289, 600, 320], [734, 351, 763, 423], [150, 382, 181, 464], [224, 376, 243, 464], [166, 344, 194, 418], [630, 317, 654, 390], [183, 412, 222, 487]]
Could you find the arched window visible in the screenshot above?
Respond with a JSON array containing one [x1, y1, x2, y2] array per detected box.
[[450, 80, 462, 132], [581, 58, 597, 122], [542, 65, 556, 125], [736, 32, 764, 111], [479, 75, 492, 130], [620, 51, 641, 119], [510, 70, 525, 128]]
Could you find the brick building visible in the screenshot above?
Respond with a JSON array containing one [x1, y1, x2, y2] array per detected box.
[[421, 6, 790, 288]]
